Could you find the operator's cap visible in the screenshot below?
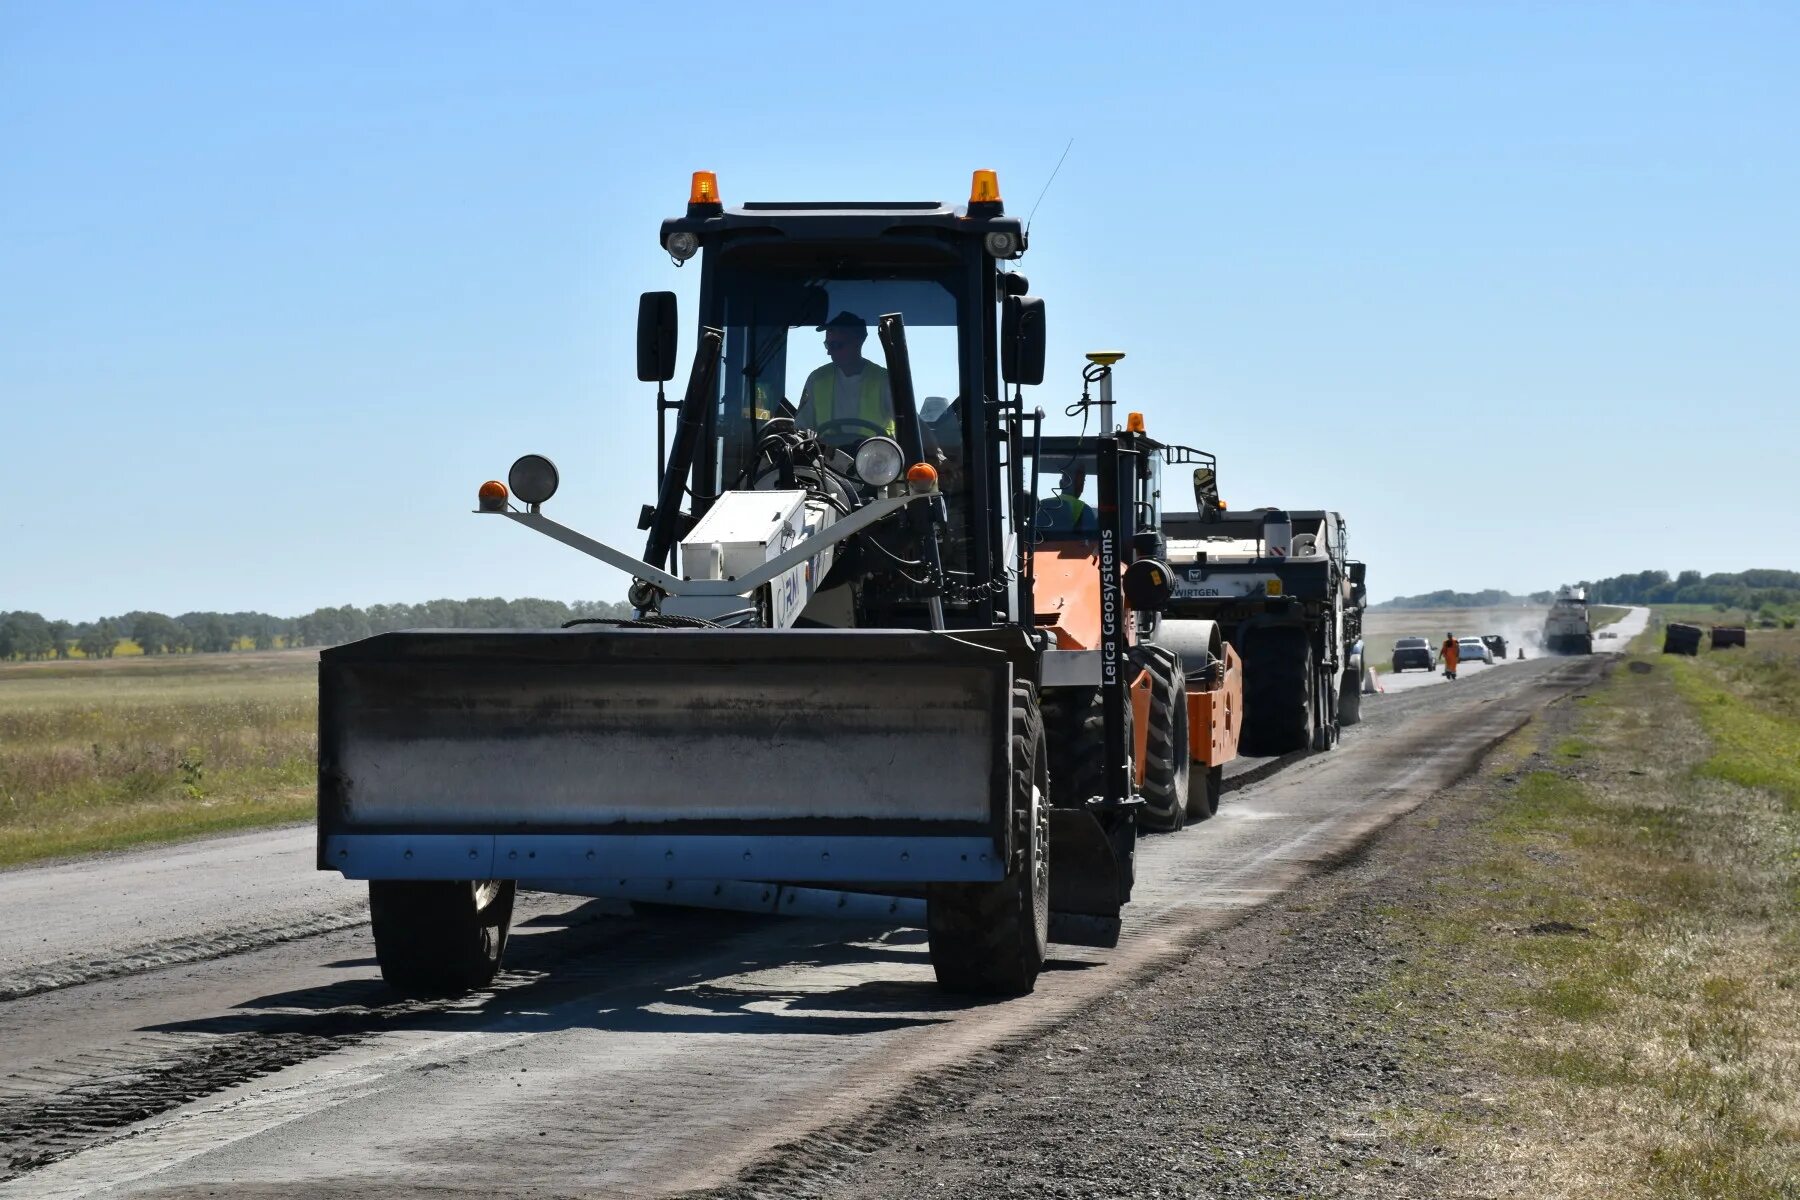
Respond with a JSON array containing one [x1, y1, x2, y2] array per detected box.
[[816, 311, 869, 333]]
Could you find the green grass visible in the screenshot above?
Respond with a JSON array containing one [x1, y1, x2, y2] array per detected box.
[[1657, 626, 1800, 809], [1366, 630, 1800, 1197], [0, 652, 316, 865]]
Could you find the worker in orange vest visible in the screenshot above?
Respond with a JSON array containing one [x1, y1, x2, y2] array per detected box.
[[1439, 633, 1460, 680]]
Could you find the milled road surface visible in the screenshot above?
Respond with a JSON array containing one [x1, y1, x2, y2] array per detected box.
[[0, 615, 1642, 1198]]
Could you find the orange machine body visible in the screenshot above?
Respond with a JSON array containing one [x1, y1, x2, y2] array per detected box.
[[1187, 642, 1243, 768], [1030, 540, 1152, 782], [1029, 540, 1195, 787], [1031, 537, 1243, 781]]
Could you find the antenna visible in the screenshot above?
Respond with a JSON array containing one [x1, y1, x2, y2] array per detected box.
[[1024, 138, 1074, 236]]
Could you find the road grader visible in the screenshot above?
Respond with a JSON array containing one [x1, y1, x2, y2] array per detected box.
[[317, 171, 1240, 998]]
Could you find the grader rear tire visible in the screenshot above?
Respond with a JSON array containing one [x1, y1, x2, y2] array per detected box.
[[1042, 688, 1136, 903], [370, 878, 515, 998], [928, 682, 1049, 997], [1139, 650, 1191, 834]]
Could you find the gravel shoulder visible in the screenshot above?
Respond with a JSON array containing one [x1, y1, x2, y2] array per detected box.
[[704, 669, 1608, 1200]]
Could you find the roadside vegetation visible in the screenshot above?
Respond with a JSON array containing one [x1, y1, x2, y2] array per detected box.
[[0, 654, 318, 866], [1586, 568, 1800, 623], [1655, 602, 1798, 633], [0, 597, 632, 662], [1373, 624, 1800, 1196]]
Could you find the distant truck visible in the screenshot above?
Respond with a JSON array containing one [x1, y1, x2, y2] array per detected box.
[[1542, 586, 1594, 655], [1155, 452, 1366, 756], [1481, 634, 1507, 661]]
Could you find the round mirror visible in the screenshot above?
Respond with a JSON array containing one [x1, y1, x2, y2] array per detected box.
[[508, 454, 559, 506]]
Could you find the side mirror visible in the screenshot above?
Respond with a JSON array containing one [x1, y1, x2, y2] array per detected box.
[[1349, 561, 1366, 586], [1001, 295, 1046, 387], [637, 291, 678, 382], [1192, 465, 1220, 513]]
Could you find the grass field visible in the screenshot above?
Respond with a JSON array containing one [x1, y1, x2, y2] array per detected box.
[[1653, 603, 1796, 633], [1374, 622, 1800, 1196], [0, 651, 317, 866], [1364, 605, 1550, 672]]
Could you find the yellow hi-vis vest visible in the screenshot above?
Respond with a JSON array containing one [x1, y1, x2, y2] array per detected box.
[[1039, 495, 1090, 531], [806, 363, 894, 435]]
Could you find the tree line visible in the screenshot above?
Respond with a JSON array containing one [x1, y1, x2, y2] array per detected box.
[[1376, 570, 1800, 614], [1374, 588, 1556, 610], [1581, 568, 1800, 612], [0, 598, 634, 661]]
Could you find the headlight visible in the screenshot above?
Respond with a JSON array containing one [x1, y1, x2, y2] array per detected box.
[[508, 454, 560, 506], [984, 231, 1020, 258], [853, 437, 904, 487], [664, 231, 699, 262]]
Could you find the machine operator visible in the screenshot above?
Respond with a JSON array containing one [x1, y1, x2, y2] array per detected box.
[[795, 311, 894, 447], [1035, 464, 1099, 535]]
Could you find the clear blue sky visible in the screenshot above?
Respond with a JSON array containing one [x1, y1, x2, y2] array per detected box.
[[4, 2, 1795, 620]]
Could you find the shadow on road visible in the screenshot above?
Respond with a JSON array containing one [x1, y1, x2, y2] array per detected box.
[[143, 906, 973, 1044]]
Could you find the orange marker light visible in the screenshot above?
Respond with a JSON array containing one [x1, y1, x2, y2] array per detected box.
[[478, 480, 508, 512], [969, 169, 1001, 205], [906, 462, 939, 493], [689, 171, 720, 206], [1126, 411, 1147, 433]]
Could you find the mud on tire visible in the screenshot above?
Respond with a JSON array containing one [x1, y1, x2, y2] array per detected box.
[[370, 879, 515, 998], [928, 681, 1049, 996]]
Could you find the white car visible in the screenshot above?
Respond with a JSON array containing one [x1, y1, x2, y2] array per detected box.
[[1457, 637, 1494, 665]]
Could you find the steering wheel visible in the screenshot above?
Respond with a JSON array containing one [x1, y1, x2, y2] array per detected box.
[[812, 417, 892, 444]]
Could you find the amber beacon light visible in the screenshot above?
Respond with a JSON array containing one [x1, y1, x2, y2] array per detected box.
[[969, 169, 1001, 205], [906, 462, 940, 494], [690, 171, 720, 205]]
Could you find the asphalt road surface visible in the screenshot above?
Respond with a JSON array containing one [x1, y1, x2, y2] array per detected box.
[[0, 617, 1642, 1198]]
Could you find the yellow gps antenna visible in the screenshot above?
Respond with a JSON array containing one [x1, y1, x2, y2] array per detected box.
[[1084, 352, 1126, 428]]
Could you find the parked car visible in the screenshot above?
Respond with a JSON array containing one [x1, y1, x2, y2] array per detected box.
[[1392, 637, 1433, 672], [1458, 637, 1494, 665], [1481, 634, 1507, 660]]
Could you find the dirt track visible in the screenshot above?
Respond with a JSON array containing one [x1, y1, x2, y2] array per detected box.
[[0, 619, 1641, 1198]]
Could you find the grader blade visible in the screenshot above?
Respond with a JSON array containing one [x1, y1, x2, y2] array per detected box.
[[318, 629, 1016, 886]]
